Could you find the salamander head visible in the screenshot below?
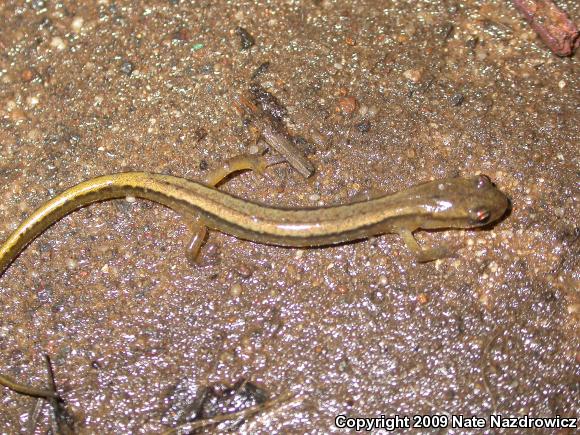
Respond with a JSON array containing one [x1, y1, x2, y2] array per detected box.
[[413, 175, 509, 230]]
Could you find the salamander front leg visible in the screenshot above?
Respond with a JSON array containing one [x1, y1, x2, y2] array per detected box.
[[398, 229, 456, 263], [186, 152, 287, 264], [202, 152, 286, 187]]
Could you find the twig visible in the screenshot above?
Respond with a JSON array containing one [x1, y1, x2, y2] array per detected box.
[[481, 327, 504, 413], [236, 95, 315, 178], [513, 0, 579, 56], [163, 391, 300, 434]]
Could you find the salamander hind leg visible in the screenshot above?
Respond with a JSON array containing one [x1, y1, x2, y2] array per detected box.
[[185, 216, 208, 265], [398, 229, 457, 263]]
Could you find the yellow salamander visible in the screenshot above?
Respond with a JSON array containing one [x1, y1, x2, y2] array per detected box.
[[0, 157, 509, 398]]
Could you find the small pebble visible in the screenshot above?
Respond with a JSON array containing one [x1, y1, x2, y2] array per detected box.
[[32, 0, 47, 11], [230, 283, 242, 297], [120, 61, 134, 76], [451, 93, 464, 106], [27, 129, 41, 141], [21, 69, 35, 82], [50, 36, 67, 50], [71, 16, 84, 33], [403, 69, 422, 83], [567, 304, 580, 314], [235, 263, 254, 279], [26, 96, 39, 107], [10, 109, 27, 122], [125, 196, 136, 203], [418, 293, 429, 304], [337, 96, 357, 115], [553, 207, 564, 218], [236, 27, 255, 50], [172, 28, 191, 41], [370, 290, 385, 304], [355, 120, 371, 133], [192, 127, 207, 142], [252, 61, 270, 79]]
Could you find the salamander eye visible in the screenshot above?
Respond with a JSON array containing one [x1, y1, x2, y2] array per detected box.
[[477, 174, 492, 189], [469, 207, 491, 225]]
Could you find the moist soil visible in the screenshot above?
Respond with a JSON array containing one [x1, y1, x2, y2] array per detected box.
[[0, 0, 578, 432]]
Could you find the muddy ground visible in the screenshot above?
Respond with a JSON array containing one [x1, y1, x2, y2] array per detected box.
[[0, 0, 578, 433]]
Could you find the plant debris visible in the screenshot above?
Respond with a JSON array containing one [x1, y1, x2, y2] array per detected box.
[[513, 0, 580, 56]]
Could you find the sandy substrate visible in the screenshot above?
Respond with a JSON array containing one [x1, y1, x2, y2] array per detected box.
[[0, 0, 578, 432]]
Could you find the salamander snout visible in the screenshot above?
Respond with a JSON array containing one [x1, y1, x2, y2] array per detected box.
[[415, 174, 510, 230], [463, 174, 509, 228]]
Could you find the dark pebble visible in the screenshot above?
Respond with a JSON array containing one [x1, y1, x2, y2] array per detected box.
[[39, 17, 53, 30], [120, 61, 134, 76], [172, 28, 190, 41], [356, 120, 371, 133], [199, 63, 214, 75], [235, 262, 255, 279], [36, 285, 53, 303], [250, 83, 287, 121], [466, 37, 479, 50], [451, 93, 464, 106], [440, 23, 454, 41], [252, 61, 270, 79], [193, 127, 207, 142], [236, 27, 255, 50], [31, 0, 47, 10], [199, 159, 208, 171], [292, 136, 316, 156]]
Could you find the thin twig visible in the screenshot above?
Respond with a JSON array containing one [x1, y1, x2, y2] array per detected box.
[[163, 391, 300, 435]]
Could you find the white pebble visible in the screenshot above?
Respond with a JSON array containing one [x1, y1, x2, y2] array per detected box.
[[230, 283, 242, 297], [26, 96, 39, 107], [71, 16, 84, 33], [50, 36, 67, 51], [66, 258, 78, 269]]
